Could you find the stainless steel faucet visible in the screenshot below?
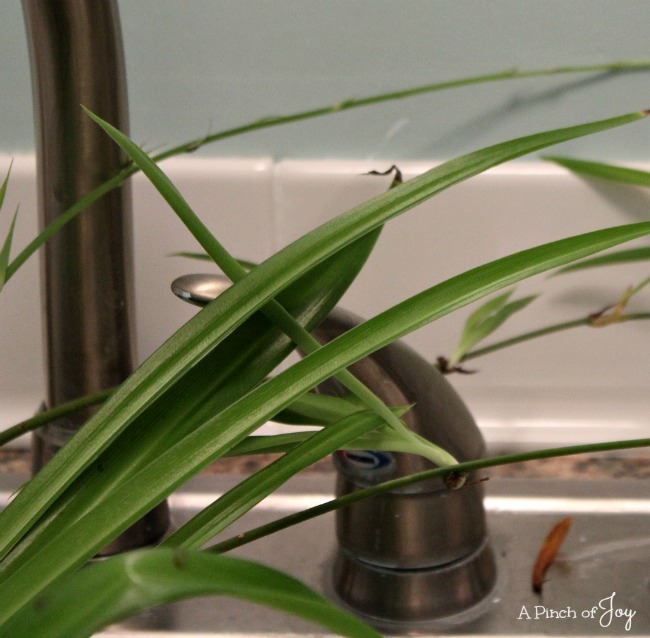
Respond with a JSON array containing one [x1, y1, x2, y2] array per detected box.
[[22, 0, 169, 553], [313, 309, 496, 630], [172, 274, 497, 629]]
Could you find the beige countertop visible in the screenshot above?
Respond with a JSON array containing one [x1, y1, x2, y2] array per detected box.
[[2, 448, 650, 479]]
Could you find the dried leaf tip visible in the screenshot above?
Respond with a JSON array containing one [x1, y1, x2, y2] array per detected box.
[[642, 109, 650, 116], [532, 516, 573, 593]]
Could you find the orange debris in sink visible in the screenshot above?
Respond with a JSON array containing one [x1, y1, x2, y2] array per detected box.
[[532, 516, 573, 593]]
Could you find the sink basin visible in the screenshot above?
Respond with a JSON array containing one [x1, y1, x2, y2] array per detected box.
[[1, 472, 649, 636]]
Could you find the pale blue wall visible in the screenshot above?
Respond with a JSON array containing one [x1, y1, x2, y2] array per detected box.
[[2, 1, 650, 160]]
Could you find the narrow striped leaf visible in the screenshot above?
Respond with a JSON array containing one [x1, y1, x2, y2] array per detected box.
[[0, 163, 16, 292], [163, 409, 396, 549], [0, 208, 18, 292], [545, 155, 650, 187], [449, 291, 538, 366], [0, 227, 380, 582], [555, 246, 650, 274]]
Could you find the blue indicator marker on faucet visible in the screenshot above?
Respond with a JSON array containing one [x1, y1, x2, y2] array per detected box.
[[338, 450, 394, 471]]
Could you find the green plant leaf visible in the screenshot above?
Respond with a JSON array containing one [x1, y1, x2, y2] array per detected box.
[[170, 251, 258, 270], [1, 548, 380, 638], [0, 163, 16, 292], [462, 312, 650, 363], [0, 111, 647, 625], [544, 155, 650, 187], [170, 250, 213, 260], [272, 392, 361, 426], [630, 274, 650, 297], [224, 432, 314, 455], [515, 154, 650, 309], [0, 388, 114, 448], [163, 408, 397, 550], [0, 226, 379, 586], [448, 290, 538, 366], [109, 223, 650, 526], [2, 67, 649, 637], [0, 161, 11, 209], [0, 391, 355, 449], [84, 107, 449, 468], [0, 207, 19, 293], [554, 246, 650, 274]]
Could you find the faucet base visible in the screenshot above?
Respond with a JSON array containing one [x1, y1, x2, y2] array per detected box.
[[331, 537, 497, 631]]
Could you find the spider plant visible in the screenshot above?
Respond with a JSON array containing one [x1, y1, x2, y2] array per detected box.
[[1, 64, 650, 637], [439, 156, 650, 370]]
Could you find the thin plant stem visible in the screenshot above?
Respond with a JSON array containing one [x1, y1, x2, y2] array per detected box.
[[5, 171, 128, 280], [208, 437, 650, 555], [0, 388, 114, 447], [462, 312, 650, 362], [6, 61, 650, 282], [145, 61, 650, 167]]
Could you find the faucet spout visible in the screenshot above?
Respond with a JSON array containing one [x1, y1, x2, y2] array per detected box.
[[22, 0, 169, 552], [313, 309, 497, 629]]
